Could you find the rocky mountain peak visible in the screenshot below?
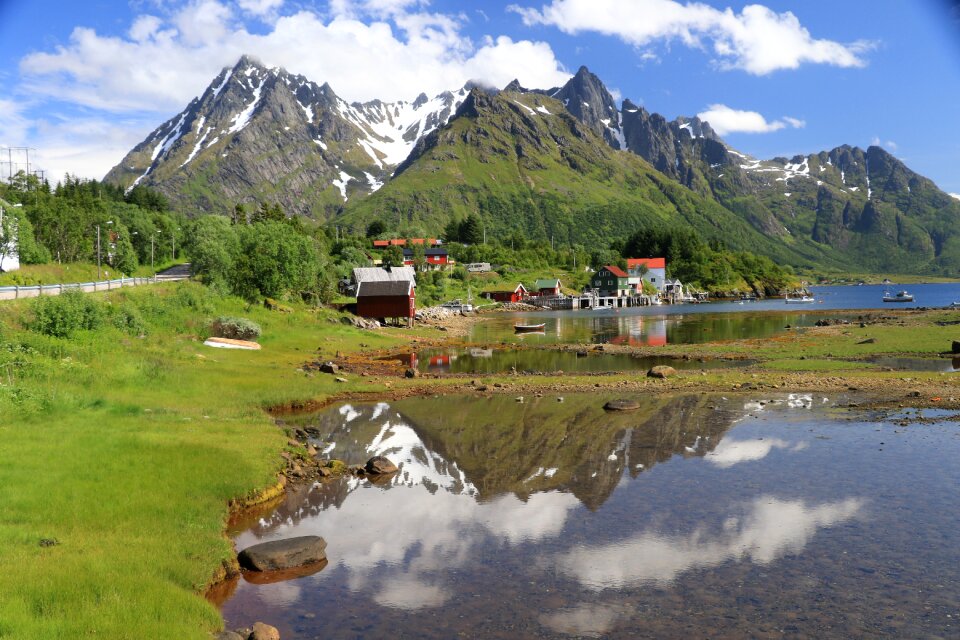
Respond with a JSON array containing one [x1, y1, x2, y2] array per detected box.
[[553, 65, 622, 147]]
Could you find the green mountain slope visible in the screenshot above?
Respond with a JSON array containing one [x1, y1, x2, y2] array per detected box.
[[337, 89, 833, 266]]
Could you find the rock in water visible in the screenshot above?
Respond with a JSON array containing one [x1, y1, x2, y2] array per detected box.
[[647, 365, 677, 379], [249, 622, 280, 640], [365, 456, 398, 475], [238, 536, 327, 571], [604, 399, 641, 411]]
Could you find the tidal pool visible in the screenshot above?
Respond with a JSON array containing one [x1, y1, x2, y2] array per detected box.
[[220, 395, 960, 638], [386, 348, 752, 374]]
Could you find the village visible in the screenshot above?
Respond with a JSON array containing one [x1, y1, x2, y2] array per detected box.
[[345, 237, 709, 327]]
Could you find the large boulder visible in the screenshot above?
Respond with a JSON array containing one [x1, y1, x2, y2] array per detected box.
[[238, 536, 327, 572], [365, 456, 398, 475], [647, 365, 677, 379], [249, 622, 280, 640], [319, 361, 339, 374], [603, 399, 641, 411]]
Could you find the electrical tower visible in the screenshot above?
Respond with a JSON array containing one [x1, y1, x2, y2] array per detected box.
[[0, 146, 45, 183]]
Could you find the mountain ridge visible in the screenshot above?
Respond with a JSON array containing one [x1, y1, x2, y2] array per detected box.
[[104, 55, 960, 274]]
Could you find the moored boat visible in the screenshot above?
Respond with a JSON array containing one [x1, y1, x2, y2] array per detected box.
[[882, 290, 914, 303], [514, 323, 546, 332], [785, 294, 815, 304]]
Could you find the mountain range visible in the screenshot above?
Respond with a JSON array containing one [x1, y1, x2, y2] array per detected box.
[[105, 56, 960, 274]]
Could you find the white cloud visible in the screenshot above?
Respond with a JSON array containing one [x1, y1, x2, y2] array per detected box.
[[950, 193, 960, 201], [512, 0, 873, 75], [696, 104, 805, 136], [237, 0, 284, 17], [14, 0, 570, 179]]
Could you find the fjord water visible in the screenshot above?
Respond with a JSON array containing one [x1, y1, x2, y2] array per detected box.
[[221, 395, 960, 638], [469, 283, 960, 345]]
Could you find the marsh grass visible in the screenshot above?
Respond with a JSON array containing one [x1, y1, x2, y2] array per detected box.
[[0, 282, 408, 639]]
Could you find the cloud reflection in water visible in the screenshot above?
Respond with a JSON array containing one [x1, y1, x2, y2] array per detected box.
[[557, 496, 865, 590]]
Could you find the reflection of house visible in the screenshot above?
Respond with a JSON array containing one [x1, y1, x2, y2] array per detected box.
[[402, 247, 449, 269], [534, 278, 561, 296], [485, 283, 528, 303], [356, 280, 415, 326], [627, 258, 666, 291]]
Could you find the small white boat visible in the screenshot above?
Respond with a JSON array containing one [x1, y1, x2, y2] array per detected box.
[[441, 299, 473, 312], [514, 323, 546, 333], [883, 291, 914, 303], [785, 295, 816, 304]]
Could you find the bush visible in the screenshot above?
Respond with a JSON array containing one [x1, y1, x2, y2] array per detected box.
[[29, 290, 105, 338], [211, 316, 261, 340], [111, 306, 147, 336]]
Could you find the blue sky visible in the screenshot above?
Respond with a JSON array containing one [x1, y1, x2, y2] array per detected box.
[[2, 0, 959, 196]]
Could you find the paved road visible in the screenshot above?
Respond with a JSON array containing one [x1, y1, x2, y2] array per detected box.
[[155, 263, 192, 280]]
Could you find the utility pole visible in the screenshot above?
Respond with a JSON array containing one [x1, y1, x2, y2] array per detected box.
[[96, 224, 101, 280]]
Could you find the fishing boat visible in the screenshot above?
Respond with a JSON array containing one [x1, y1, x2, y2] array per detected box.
[[785, 294, 816, 304], [882, 290, 914, 303], [514, 323, 546, 333]]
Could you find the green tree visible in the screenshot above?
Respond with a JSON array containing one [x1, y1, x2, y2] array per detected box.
[[381, 245, 404, 268], [366, 220, 386, 238], [183, 216, 238, 291], [459, 214, 483, 245], [231, 221, 323, 300]]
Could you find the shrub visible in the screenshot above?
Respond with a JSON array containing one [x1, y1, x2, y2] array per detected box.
[[111, 306, 147, 336], [211, 316, 261, 341], [29, 290, 105, 338]]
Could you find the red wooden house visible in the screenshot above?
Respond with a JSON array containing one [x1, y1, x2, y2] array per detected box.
[[485, 283, 528, 303], [402, 247, 449, 268], [356, 280, 415, 326]]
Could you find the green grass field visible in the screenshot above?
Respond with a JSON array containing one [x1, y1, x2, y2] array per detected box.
[[0, 282, 406, 639]]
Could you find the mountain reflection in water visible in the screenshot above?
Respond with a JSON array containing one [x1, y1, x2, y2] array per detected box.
[[221, 394, 960, 639]]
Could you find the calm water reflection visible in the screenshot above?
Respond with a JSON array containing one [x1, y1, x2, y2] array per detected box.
[[468, 311, 848, 346], [391, 348, 751, 374], [221, 395, 960, 638]]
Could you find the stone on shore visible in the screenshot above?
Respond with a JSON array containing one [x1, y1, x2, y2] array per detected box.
[[319, 361, 339, 374], [365, 456, 398, 475], [647, 365, 677, 379], [237, 536, 327, 572], [250, 622, 280, 640], [604, 399, 641, 411]]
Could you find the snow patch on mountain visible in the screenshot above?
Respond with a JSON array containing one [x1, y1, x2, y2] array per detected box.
[[227, 77, 265, 134], [332, 170, 352, 201]]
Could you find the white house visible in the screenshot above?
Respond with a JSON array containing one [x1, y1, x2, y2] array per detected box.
[[0, 200, 20, 272], [627, 258, 666, 291]]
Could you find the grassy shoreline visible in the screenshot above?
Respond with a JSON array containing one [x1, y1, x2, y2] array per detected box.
[[1, 284, 959, 638]]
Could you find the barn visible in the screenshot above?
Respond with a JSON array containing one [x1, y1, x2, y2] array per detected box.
[[485, 283, 528, 303], [356, 280, 415, 327]]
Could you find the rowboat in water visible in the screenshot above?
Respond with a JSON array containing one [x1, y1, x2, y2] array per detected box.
[[514, 323, 546, 333]]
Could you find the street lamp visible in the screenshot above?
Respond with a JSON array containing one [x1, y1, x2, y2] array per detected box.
[[96, 220, 113, 280], [151, 230, 161, 273]]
